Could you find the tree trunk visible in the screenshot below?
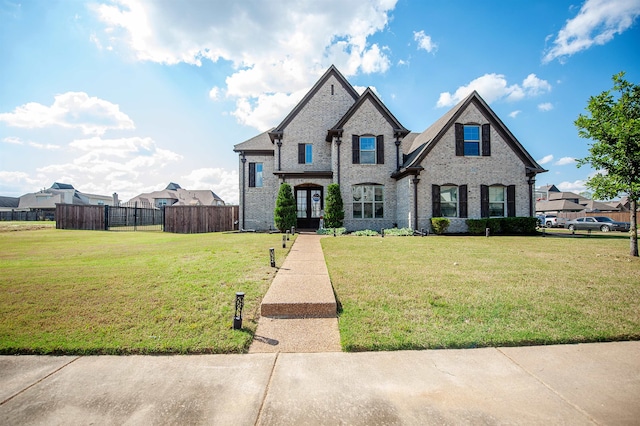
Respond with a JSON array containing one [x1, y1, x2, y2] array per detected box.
[[630, 199, 638, 257]]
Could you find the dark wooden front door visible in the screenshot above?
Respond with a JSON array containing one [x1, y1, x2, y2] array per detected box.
[[295, 186, 323, 229]]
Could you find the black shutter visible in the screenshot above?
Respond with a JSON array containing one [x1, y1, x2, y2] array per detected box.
[[352, 135, 360, 164], [482, 124, 491, 156], [481, 185, 489, 218], [298, 144, 305, 164], [248, 162, 256, 188], [507, 185, 516, 217], [432, 185, 441, 217], [376, 135, 384, 164], [459, 184, 468, 218], [455, 123, 464, 156]]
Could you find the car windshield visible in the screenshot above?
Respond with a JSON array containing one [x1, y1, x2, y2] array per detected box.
[[594, 217, 613, 222]]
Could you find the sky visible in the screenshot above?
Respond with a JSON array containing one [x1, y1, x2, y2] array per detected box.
[[1, 0, 639, 204]]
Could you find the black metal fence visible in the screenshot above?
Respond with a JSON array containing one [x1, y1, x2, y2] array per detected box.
[[0, 210, 54, 221], [106, 201, 164, 231]]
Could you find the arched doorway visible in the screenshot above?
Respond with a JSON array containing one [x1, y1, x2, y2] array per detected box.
[[294, 184, 323, 229]]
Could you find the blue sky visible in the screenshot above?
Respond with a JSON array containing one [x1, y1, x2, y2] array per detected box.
[[1, 0, 639, 204]]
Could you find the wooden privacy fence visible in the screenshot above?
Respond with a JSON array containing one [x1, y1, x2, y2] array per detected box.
[[56, 204, 239, 233], [558, 211, 638, 225], [56, 204, 105, 230], [164, 205, 239, 233]]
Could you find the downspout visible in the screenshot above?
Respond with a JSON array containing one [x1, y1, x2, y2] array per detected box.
[[241, 152, 246, 230], [395, 132, 401, 171], [527, 175, 535, 217], [276, 138, 282, 171], [336, 135, 342, 185], [412, 174, 420, 231]]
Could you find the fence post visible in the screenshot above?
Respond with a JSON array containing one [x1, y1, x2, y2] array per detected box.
[[104, 205, 109, 230], [134, 201, 138, 231]]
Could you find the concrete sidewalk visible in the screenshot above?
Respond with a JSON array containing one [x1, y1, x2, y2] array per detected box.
[[1, 342, 639, 424]]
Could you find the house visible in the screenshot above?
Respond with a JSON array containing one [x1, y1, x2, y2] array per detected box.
[[127, 182, 225, 208], [535, 189, 620, 214], [233, 65, 546, 232]]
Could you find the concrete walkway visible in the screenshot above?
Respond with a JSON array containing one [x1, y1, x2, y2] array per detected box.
[[249, 233, 341, 353], [1, 342, 639, 424]]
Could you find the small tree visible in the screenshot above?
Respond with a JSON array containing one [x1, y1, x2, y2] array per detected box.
[[274, 183, 297, 232], [575, 72, 639, 257], [324, 183, 344, 228]]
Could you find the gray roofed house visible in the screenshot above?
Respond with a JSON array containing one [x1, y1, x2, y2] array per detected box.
[[127, 183, 225, 208], [17, 183, 114, 210], [233, 65, 546, 232]]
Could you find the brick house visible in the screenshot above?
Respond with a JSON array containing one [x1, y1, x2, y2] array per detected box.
[[233, 66, 546, 232]]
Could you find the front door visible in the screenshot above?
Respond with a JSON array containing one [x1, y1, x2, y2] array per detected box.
[[295, 185, 323, 229]]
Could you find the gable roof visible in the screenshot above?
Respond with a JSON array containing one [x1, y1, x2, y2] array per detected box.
[[538, 184, 560, 193], [326, 87, 410, 141], [0, 196, 19, 208], [51, 182, 74, 190], [536, 199, 585, 212], [395, 91, 546, 178], [268, 65, 360, 142], [233, 129, 276, 153]]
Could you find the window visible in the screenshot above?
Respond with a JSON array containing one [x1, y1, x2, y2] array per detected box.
[[352, 185, 383, 219], [249, 162, 263, 188], [298, 144, 312, 164], [489, 186, 506, 217], [440, 186, 458, 217], [455, 123, 491, 156], [352, 135, 384, 164], [464, 125, 480, 156], [360, 137, 376, 164]]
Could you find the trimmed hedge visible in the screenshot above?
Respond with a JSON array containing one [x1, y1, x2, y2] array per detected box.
[[466, 217, 538, 235], [430, 217, 450, 235]]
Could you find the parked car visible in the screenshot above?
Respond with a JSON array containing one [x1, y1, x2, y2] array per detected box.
[[539, 214, 566, 228], [565, 216, 631, 232]]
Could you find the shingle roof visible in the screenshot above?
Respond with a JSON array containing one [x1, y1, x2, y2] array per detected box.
[[0, 196, 19, 208], [536, 200, 585, 212], [233, 129, 275, 153]]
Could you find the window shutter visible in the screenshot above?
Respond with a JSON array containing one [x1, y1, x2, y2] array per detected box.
[[455, 123, 464, 156], [480, 185, 489, 218], [432, 185, 441, 217], [482, 124, 491, 156], [507, 185, 516, 217], [248, 162, 256, 188], [352, 135, 360, 164], [459, 184, 468, 218], [376, 135, 384, 164], [298, 144, 305, 164]]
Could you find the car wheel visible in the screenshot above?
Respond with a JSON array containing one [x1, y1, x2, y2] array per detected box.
[[568, 225, 575, 231], [546, 221, 552, 227], [600, 225, 610, 232]]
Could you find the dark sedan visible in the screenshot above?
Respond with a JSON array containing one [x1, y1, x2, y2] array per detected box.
[[565, 216, 630, 232]]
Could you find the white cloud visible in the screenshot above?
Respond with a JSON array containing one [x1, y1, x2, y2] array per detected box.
[[413, 30, 437, 53], [208, 86, 221, 101], [543, 0, 640, 63], [537, 154, 554, 165], [181, 167, 239, 205], [93, 0, 397, 130], [436, 73, 552, 107], [28, 142, 60, 150], [3, 136, 23, 145], [538, 102, 554, 111], [0, 92, 134, 135], [554, 156, 576, 165], [509, 110, 521, 118], [557, 180, 587, 193]]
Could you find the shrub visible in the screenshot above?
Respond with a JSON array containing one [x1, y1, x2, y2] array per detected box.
[[466, 217, 538, 235], [317, 227, 346, 236], [274, 183, 296, 232], [382, 227, 414, 236], [324, 184, 345, 228], [430, 217, 450, 235], [353, 229, 380, 236]]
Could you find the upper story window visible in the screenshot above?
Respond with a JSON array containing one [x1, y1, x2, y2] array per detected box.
[[463, 125, 480, 156], [352, 185, 384, 219], [249, 162, 263, 188], [352, 135, 384, 165], [298, 144, 313, 164], [455, 123, 491, 157]]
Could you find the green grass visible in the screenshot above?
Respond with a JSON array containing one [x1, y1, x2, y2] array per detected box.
[[322, 234, 640, 351], [0, 226, 293, 354]]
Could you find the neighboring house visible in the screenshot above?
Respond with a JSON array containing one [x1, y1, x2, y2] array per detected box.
[[128, 182, 225, 208], [535, 184, 560, 201], [0, 196, 20, 212], [233, 65, 546, 233], [18, 182, 115, 210], [535, 189, 620, 214]]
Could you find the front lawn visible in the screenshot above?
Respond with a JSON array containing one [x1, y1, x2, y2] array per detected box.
[[0, 228, 292, 354], [322, 234, 640, 351]]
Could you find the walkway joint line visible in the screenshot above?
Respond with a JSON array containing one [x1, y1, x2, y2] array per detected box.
[[254, 352, 279, 426]]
